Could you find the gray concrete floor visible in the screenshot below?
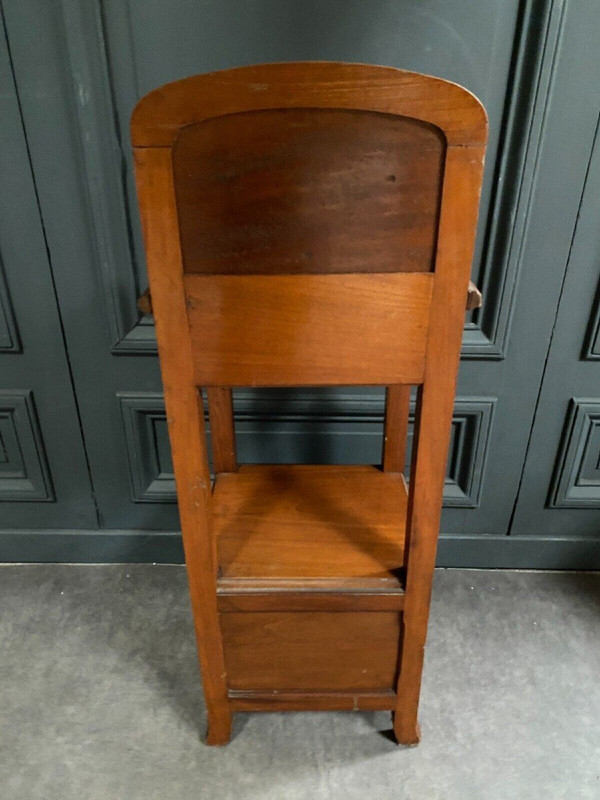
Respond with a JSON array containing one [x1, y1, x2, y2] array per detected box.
[[1, 565, 598, 800]]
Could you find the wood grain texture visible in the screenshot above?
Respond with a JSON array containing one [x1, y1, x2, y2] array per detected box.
[[185, 272, 433, 386], [131, 61, 487, 147], [393, 145, 486, 745], [217, 576, 404, 612], [220, 610, 401, 691], [132, 148, 231, 745], [383, 385, 411, 473], [213, 465, 406, 580], [173, 108, 444, 275], [228, 690, 397, 712], [206, 387, 236, 473]]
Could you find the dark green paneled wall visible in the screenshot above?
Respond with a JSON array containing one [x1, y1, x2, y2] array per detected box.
[[0, 0, 599, 567]]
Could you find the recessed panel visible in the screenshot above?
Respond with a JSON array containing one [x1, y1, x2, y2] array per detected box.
[[173, 108, 445, 275], [221, 610, 400, 692]]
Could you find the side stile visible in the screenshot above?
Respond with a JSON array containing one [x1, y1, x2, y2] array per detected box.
[[206, 387, 237, 473], [394, 145, 486, 744], [133, 147, 232, 745], [382, 385, 411, 473]]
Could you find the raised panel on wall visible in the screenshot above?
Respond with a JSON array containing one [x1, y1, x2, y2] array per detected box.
[[550, 399, 600, 508], [0, 391, 53, 502], [69, 0, 539, 358], [0, 260, 20, 353], [118, 393, 175, 502], [0, 12, 97, 532], [509, 83, 600, 547], [118, 391, 494, 510], [583, 289, 600, 360]]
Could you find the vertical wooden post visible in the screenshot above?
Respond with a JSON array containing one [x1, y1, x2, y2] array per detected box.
[[382, 385, 411, 472], [206, 387, 237, 473], [133, 148, 232, 745], [394, 146, 486, 744]]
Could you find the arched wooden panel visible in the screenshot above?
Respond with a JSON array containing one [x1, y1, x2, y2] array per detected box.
[[172, 109, 445, 275]]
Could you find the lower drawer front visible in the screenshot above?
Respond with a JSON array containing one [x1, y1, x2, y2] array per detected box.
[[220, 611, 400, 692]]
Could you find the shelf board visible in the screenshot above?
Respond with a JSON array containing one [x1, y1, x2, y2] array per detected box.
[[213, 464, 407, 587]]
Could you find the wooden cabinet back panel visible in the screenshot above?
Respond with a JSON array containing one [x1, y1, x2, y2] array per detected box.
[[173, 108, 445, 276]]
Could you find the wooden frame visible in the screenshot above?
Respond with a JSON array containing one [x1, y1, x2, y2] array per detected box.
[[132, 62, 487, 746]]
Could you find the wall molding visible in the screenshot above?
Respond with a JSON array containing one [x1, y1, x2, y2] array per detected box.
[[462, 0, 566, 357], [118, 392, 175, 503], [582, 285, 600, 360], [0, 391, 54, 502], [0, 257, 21, 353], [56, 0, 563, 359], [118, 390, 495, 508], [550, 398, 600, 508]]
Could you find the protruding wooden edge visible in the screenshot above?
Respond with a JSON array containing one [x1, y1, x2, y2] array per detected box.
[[138, 282, 482, 317], [228, 690, 397, 712], [217, 576, 405, 612], [137, 287, 152, 316], [131, 61, 488, 148], [466, 281, 482, 311]]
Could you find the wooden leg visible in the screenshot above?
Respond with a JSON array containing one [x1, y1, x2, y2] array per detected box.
[[206, 708, 233, 746], [136, 152, 233, 747], [393, 715, 421, 746], [393, 617, 426, 745], [393, 381, 447, 747]]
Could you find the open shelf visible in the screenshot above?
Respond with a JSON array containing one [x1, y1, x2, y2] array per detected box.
[[213, 465, 407, 591]]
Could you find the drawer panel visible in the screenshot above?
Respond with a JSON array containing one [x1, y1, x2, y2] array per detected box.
[[220, 610, 401, 692]]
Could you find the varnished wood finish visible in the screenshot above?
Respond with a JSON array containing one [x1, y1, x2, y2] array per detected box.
[[136, 287, 152, 316], [131, 62, 487, 148], [393, 146, 486, 745], [466, 280, 483, 310], [217, 577, 404, 613], [217, 592, 404, 613], [228, 690, 397, 712], [185, 273, 433, 386], [173, 109, 444, 275], [213, 465, 406, 580], [131, 62, 487, 746], [206, 387, 236, 473], [133, 148, 232, 746], [383, 385, 411, 473], [220, 610, 401, 691]]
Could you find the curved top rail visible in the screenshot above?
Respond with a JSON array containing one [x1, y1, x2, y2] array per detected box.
[[131, 61, 488, 148]]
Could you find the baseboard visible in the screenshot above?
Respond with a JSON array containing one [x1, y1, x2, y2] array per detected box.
[[435, 534, 600, 569], [0, 530, 599, 569]]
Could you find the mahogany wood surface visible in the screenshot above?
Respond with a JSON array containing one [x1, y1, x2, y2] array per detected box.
[[173, 109, 444, 275], [206, 387, 237, 473], [393, 145, 486, 744], [217, 576, 404, 613], [213, 465, 406, 580], [228, 690, 397, 712], [133, 147, 231, 745], [131, 61, 487, 746], [131, 62, 487, 147], [218, 587, 405, 615], [383, 385, 411, 473], [185, 272, 433, 386], [220, 610, 401, 691]]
